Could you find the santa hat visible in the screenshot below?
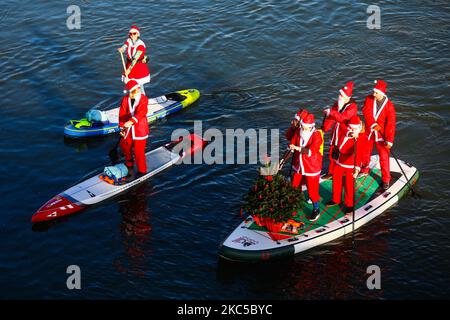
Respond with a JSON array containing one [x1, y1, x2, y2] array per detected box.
[[294, 109, 308, 121], [349, 115, 362, 129], [129, 25, 140, 36], [339, 81, 354, 99], [123, 80, 140, 94], [301, 113, 315, 128], [373, 79, 387, 96]]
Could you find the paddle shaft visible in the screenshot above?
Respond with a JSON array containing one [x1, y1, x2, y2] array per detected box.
[[376, 131, 417, 196], [352, 137, 357, 233], [278, 148, 293, 171], [119, 51, 129, 82], [119, 51, 127, 72], [320, 114, 327, 130]]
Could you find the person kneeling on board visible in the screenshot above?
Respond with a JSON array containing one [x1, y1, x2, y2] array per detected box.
[[326, 115, 368, 214], [119, 80, 149, 179], [322, 82, 358, 180], [289, 113, 323, 221], [362, 80, 396, 190]]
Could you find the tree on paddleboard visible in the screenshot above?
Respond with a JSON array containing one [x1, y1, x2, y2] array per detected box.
[[242, 171, 305, 230]]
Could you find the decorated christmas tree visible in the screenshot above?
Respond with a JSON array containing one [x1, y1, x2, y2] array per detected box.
[[241, 156, 305, 235]]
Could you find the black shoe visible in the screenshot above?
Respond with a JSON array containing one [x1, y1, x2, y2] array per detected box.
[[344, 206, 354, 214], [382, 182, 390, 190], [309, 208, 320, 221], [322, 173, 333, 180], [326, 200, 339, 207]]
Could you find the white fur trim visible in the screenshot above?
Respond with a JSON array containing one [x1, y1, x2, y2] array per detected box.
[[336, 160, 355, 169], [129, 27, 140, 35], [128, 84, 140, 93], [300, 121, 315, 128], [373, 88, 386, 96], [339, 89, 349, 99], [303, 171, 321, 177], [132, 116, 138, 123]]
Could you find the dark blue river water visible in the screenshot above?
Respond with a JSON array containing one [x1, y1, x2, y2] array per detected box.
[[0, 0, 449, 299]]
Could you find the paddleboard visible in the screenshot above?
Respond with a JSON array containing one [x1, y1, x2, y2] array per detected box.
[[219, 155, 419, 262], [64, 89, 200, 138], [32, 133, 206, 223]]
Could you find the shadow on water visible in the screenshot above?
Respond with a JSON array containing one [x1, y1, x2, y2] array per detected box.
[[113, 183, 154, 277]]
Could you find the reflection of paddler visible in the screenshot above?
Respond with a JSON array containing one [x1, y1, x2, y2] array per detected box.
[[117, 25, 150, 94], [115, 183, 152, 277]]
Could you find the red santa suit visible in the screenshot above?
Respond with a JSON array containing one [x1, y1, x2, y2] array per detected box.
[[119, 80, 149, 174], [362, 80, 396, 183], [122, 26, 150, 85], [323, 82, 358, 175], [291, 114, 323, 203], [331, 116, 368, 208]]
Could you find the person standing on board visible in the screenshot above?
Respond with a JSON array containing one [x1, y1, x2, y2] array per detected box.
[[119, 80, 149, 179], [322, 82, 358, 180], [362, 80, 396, 190], [326, 115, 367, 214], [118, 25, 150, 94], [289, 113, 323, 221]]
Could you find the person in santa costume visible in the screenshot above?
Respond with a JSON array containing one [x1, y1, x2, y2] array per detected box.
[[118, 25, 151, 94], [285, 108, 308, 141], [119, 80, 149, 178], [322, 81, 358, 180], [326, 115, 368, 214], [289, 113, 323, 221], [362, 80, 396, 190]]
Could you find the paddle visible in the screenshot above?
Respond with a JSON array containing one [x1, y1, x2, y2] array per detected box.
[[108, 136, 122, 165], [320, 113, 327, 130], [109, 127, 129, 165], [352, 136, 357, 233], [119, 51, 129, 82], [278, 148, 293, 171], [376, 131, 420, 197]]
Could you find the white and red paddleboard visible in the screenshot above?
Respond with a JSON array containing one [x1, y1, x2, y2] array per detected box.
[[32, 134, 206, 223]]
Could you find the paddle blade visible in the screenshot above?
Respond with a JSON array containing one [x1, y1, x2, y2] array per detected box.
[[109, 139, 121, 165]]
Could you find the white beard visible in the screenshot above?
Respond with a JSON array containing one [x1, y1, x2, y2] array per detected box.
[[338, 96, 345, 110], [348, 128, 361, 138], [300, 129, 314, 146]]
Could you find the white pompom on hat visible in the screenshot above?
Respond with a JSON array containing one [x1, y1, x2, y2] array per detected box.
[[373, 79, 387, 96], [339, 81, 354, 99]]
